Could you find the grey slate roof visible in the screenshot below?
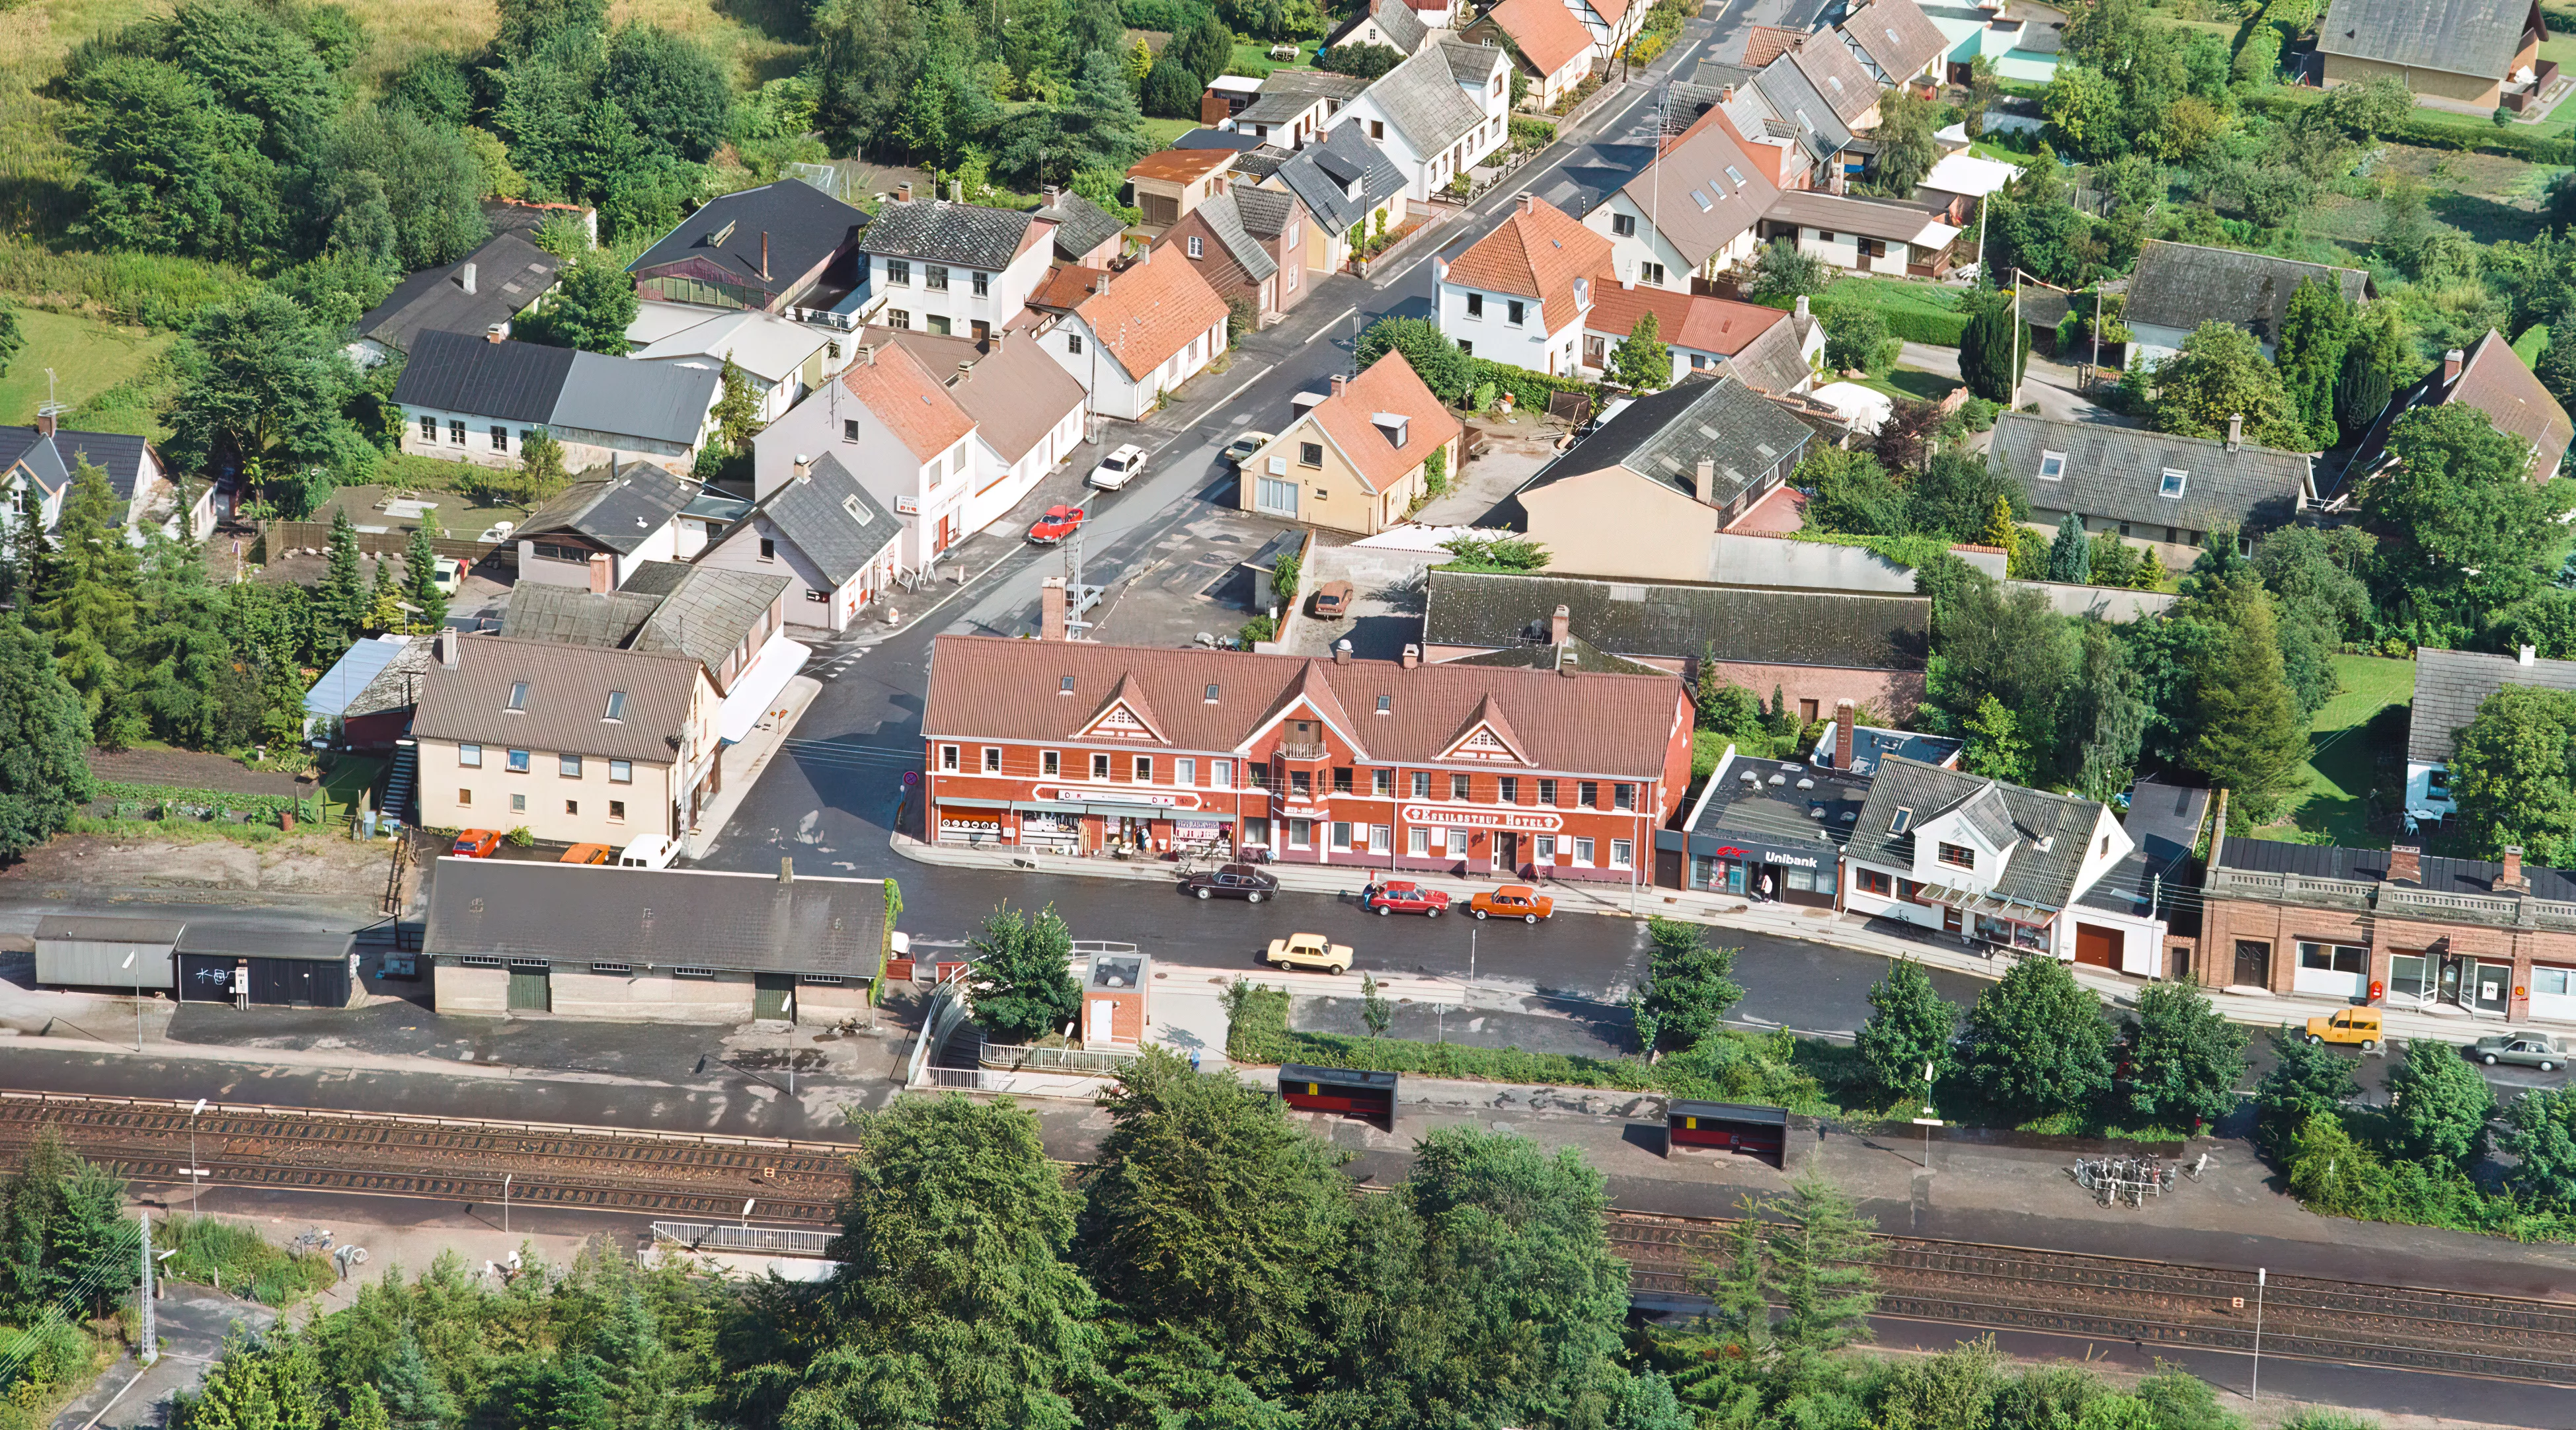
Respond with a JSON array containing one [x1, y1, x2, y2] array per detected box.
[[2406, 647, 2576, 765], [1525, 376, 1815, 511], [856, 199, 1038, 271], [502, 584, 660, 649], [2080, 777, 2205, 921], [1437, 33, 1507, 86], [1723, 312, 1815, 397], [1692, 60, 1761, 89], [355, 233, 559, 356], [1754, 55, 1854, 166], [410, 635, 702, 764], [0, 426, 154, 500], [1330, 0, 1428, 52], [391, 331, 574, 425], [1034, 191, 1126, 260], [621, 561, 791, 676], [517, 461, 697, 554], [1446, 631, 1664, 676], [1424, 569, 1928, 671], [2124, 241, 2371, 344], [1191, 190, 1281, 283], [393, 333, 719, 448], [756, 453, 897, 586], [1232, 147, 1293, 182], [1273, 124, 1408, 231], [1234, 185, 1299, 242], [2318, 0, 2533, 80], [422, 859, 888, 977], [629, 180, 869, 290], [1844, 756, 2109, 910], [1367, 41, 1489, 153], [1988, 411, 2311, 532]]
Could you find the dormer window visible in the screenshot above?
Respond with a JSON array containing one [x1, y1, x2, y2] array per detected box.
[[2160, 469, 2187, 498], [2038, 450, 2066, 481], [1937, 841, 1975, 869], [603, 690, 627, 721], [1889, 806, 1913, 834], [506, 681, 529, 712]]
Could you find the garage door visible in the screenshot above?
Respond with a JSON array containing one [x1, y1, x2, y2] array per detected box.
[[507, 961, 551, 1012], [2074, 922, 2122, 971], [246, 957, 349, 1008], [178, 955, 235, 1002], [753, 974, 795, 1022]]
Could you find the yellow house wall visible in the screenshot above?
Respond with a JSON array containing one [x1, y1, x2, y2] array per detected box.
[[1517, 468, 1717, 581], [2322, 52, 2503, 106]]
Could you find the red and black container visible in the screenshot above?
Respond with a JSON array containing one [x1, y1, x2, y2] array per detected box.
[[1278, 1064, 1397, 1132], [1666, 1100, 1787, 1165]]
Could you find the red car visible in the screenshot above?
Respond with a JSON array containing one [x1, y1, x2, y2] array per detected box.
[[1363, 880, 1450, 917], [451, 828, 503, 858], [1027, 504, 1087, 544]]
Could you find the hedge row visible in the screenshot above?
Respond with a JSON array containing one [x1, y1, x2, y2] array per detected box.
[[94, 780, 323, 825], [2240, 88, 2576, 164], [1467, 356, 1594, 413]]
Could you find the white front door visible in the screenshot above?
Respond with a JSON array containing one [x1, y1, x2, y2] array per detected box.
[[1087, 998, 1114, 1044]]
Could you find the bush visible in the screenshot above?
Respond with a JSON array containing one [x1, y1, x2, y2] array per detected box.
[[0, 239, 259, 332], [1465, 357, 1592, 416], [159, 1215, 339, 1305], [1822, 305, 1897, 375], [1508, 116, 1556, 151]]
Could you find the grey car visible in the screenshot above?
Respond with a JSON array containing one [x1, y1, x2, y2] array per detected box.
[[2470, 1032, 2565, 1070]]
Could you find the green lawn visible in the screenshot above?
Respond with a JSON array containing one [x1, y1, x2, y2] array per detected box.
[[317, 756, 384, 823], [1227, 41, 1321, 78], [1814, 276, 1968, 345], [1142, 116, 1200, 148], [2259, 653, 2416, 846], [2518, 323, 2552, 365], [1857, 365, 1963, 403], [0, 309, 172, 427]]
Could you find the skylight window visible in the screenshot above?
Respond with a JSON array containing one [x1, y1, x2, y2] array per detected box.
[[1060, 675, 1076, 692], [1205, 684, 1221, 702], [1723, 165, 1746, 187], [506, 681, 529, 711], [1890, 806, 1914, 834], [1690, 190, 1713, 212], [2160, 468, 2188, 498], [1377, 695, 1391, 713], [2037, 450, 2066, 481], [603, 690, 627, 721]]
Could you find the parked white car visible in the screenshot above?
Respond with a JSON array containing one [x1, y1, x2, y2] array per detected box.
[[1088, 444, 1148, 491], [618, 835, 679, 869]]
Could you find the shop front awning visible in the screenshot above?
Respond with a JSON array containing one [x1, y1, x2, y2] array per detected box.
[[1912, 880, 2059, 926], [718, 633, 813, 744], [938, 798, 1010, 810]]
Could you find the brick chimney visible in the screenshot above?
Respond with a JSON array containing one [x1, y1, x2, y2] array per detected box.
[[760, 231, 771, 281], [779, 855, 795, 884], [2387, 843, 2422, 886], [1559, 648, 1579, 678], [1040, 576, 1068, 641], [2226, 413, 2242, 452], [1330, 374, 1349, 398], [2206, 787, 2228, 872], [1834, 699, 1855, 770], [33, 411, 53, 437], [486, 326, 507, 343], [1517, 192, 1537, 215], [1401, 643, 1419, 668], [1334, 639, 1352, 664], [2444, 347, 2466, 386], [436, 627, 459, 668], [1694, 457, 1713, 496], [588, 553, 613, 594], [950, 180, 964, 204], [460, 261, 477, 295], [793, 454, 812, 481], [1044, 184, 1062, 208], [2520, 644, 2538, 666], [2499, 844, 2528, 893], [1549, 603, 1570, 646], [1794, 294, 1810, 321], [896, 181, 913, 203]]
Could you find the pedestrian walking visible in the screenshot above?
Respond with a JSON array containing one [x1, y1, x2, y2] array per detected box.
[[1189, 1049, 1202, 1074]]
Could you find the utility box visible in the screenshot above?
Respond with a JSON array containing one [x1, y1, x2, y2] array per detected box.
[[1278, 1064, 1396, 1132]]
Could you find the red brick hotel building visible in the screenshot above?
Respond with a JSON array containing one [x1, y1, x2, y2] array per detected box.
[[919, 624, 1693, 882]]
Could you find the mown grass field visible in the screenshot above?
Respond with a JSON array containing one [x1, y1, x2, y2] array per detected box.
[[2255, 653, 2415, 847], [0, 307, 170, 426]]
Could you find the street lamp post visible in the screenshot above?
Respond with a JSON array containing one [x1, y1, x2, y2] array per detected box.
[[189, 1097, 208, 1199], [1912, 1060, 1939, 1168], [2251, 1267, 2267, 1402], [121, 952, 141, 1051], [502, 1173, 511, 1236]]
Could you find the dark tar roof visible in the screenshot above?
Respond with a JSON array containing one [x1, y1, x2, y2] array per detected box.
[[0, 426, 155, 500], [1424, 569, 1927, 671], [2216, 834, 2576, 905], [1522, 376, 1814, 511], [422, 858, 890, 976], [392, 333, 719, 448], [34, 916, 185, 944], [2079, 778, 2206, 920], [355, 233, 560, 355], [1684, 755, 1872, 852], [629, 180, 869, 288]]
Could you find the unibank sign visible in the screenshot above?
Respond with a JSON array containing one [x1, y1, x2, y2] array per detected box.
[[1399, 804, 1565, 831]]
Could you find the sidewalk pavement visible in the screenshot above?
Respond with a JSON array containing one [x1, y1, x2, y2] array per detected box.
[[890, 832, 2504, 1047], [681, 674, 823, 861]]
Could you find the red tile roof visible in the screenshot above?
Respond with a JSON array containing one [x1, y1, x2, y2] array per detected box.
[[1482, 0, 1595, 75], [2451, 328, 2575, 473], [841, 335, 974, 461], [1440, 195, 1614, 333], [1302, 351, 1464, 494], [1075, 247, 1231, 381], [1741, 24, 1808, 65], [922, 635, 1686, 778], [1027, 262, 1113, 313], [1581, 281, 1788, 357], [1127, 147, 1237, 185]]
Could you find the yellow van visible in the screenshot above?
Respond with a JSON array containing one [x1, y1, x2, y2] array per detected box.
[[2303, 1007, 2381, 1050]]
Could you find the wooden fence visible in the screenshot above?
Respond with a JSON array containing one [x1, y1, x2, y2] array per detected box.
[[261, 522, 503, 566]]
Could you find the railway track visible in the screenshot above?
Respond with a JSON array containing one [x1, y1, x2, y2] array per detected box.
[[1609, 1211, 2576, 1385], [0, 1091, 857, 1224], [1, 1092, 2567, 1384]]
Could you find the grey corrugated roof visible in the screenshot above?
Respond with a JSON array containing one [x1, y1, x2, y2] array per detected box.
[[1034, 191, 1126, 260], [502, 583, 662, 648], [553, 354, 719, 448], [1274, 124, 1407, 231], [1424, 569, 1928, 670], [422, 858, 888, 977], [1844, 757, 2107, 910], [756, 453, 897, 586], [518, 462, 698, 555], [622, 561, 790, 676], [175, 924, 353, 960], [34, 916, 184, 945], [1366, 42, 1488, 153], [410, 634, 702, 764], [1990, 411, 2310, 532], [1543, 375, 1815, 509], [2407, 647, 2576, 765], [390, 331, 576, 426], [629, 180, 869, 291], [857, 199, 1039, 271], [2125, 241, 2371, 344], [2317, 0, 2531, 79], [355, 233, 559, 355], [1191, 190, 1280, 284], [348, 634, 436, 719]]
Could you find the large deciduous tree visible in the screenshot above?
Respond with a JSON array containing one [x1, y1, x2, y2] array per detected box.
[[1963, 955, 2111, 1119], [1855, 960, 1955, 1105], [964, 903, 1082, 1043], [2123, 980, 2247, 1129], [517, 251, 639, 355], [2363, 401, 2576, 631], [2386, 1037, 2496, 1168], [2150, 321, 2302, 447], [2447, 684, 2576, 865]]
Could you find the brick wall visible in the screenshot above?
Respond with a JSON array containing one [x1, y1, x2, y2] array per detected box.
[[2200, 892, 2576, 1020]]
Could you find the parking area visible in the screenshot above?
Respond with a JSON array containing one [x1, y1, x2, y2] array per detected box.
[[1072, 506, 1298, 649], [1276, 541, 1437, 660], [1414, 414, 1568, 527]]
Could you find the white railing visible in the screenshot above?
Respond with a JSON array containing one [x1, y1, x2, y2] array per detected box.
[[917, 1065, 1111, 1099], [650, 1222, 836, 1257]]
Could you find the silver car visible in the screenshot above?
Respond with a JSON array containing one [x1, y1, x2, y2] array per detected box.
[[2470, 1033, 2564, 1070]]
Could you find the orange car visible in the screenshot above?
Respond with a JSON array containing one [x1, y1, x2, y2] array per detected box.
[[560, 844, 613, 865], [1469, 885, 1553, 923], [451, 829, 503, 858]]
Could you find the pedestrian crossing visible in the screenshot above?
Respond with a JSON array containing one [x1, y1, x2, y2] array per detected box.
[[810, 647, 866, 680], [779, 738, 922, 775]]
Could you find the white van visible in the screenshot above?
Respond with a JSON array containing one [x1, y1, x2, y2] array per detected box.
[[618, 835, 680, 869]]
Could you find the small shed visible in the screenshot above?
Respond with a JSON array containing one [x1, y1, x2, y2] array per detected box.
[[34, 916, 184, 990], [175, 924, 358, 1008], [1081, 949, 1150, 1048]]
